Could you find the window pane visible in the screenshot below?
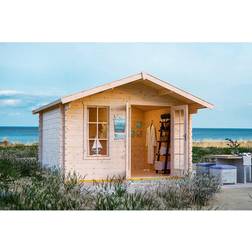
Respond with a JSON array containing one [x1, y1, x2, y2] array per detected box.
[[174, 110, 180, 123], [180, 124, 185, 137], [88, 139, 107, 156], [174, 139, 180, 154], [89, 124, 97, 138], [87, 106, 109, 156], [89, 107, 97, 122], [89, 140, 96, 155], [174, 124, 180, 137], [180, 109, 184, 122], [99, 140, 108, 155], [98, 107, 108, 122], [98, 124, 108, 139], [89, 139, 104, 155]]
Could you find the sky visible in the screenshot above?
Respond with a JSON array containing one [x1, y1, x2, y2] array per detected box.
[[0, 43, 252, 128]]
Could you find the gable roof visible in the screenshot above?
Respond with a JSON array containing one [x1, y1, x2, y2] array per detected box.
[[33, 72, 213, 114]]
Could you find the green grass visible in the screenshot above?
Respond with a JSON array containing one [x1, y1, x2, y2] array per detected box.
[[192, 146, 252, 163], [0, 144, 38, 159], [0, 144, 39, 182]]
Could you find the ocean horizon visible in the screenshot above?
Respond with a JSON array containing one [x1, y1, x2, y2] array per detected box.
[[2, 126, 252, 144]]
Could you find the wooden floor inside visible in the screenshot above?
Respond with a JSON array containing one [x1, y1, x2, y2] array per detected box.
[[131, 167, 170, 178]]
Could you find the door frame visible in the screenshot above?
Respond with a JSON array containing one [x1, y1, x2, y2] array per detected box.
[[128, 104, 172, 178]]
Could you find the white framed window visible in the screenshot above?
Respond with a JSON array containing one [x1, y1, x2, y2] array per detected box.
[[87, 106, 109, 157]]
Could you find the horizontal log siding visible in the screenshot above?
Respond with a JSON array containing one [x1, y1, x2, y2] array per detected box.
[[64, 86, 192, 179], [64, 97, 126, 180], [42, 108, 62, 169]]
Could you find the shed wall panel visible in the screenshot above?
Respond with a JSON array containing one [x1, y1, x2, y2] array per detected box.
[[64, 86, 193, 179], [64, 98, 126, 180], [42, 108, 62, 169]]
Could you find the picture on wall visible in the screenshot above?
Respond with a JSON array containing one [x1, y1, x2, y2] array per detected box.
[[113, 115, 126, 140]]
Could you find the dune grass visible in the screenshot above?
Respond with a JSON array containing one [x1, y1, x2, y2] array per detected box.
[[0, 143, 38, 159], [0, 166, 220, 210], [192, 140, 252, 163], [0, 144, 221, 210]]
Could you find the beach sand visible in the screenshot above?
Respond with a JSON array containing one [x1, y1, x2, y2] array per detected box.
[[1, 140, 252, 148], [193, 140, 252, 148]]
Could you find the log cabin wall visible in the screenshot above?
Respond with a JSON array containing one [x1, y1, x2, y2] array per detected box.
[[64, 83, 189, 180]]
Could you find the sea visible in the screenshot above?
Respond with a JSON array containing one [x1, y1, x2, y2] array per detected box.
[[1, 127, 252, 144]]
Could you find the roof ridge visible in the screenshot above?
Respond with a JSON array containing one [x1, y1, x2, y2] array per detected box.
[[33, 72, 214, 114]]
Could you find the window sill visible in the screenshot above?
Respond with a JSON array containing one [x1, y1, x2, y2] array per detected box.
[[83, 155, 111, 160]]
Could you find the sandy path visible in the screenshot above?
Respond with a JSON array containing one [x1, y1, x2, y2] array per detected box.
[[210, 184, 252, 210]]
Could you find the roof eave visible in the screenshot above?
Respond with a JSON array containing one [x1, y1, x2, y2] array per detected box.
[[32, 72, 214, 114], [144, 73, 214, 109], [205, 103, 214, 109], [32, 99, 62, 114]]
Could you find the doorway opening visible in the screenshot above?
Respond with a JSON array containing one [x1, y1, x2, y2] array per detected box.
[[130, 105, 171, 178]]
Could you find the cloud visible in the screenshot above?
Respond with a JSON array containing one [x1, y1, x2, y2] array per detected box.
[[0, 89, 57, 110], [0, 99, 21, 106], [0, 90, 23, 95]]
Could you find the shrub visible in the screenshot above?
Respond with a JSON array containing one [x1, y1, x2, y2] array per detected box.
[[189, 174, 220, 208], [156, 182, 192, 210], [1, 171, 92, 210], [0, 172, 220, 210], [91, 174, 220, 210], [0, 156, 40, 181], [92, 178, 158, 210], [155, 174, 220, 210], [0, 144, 38, 159], [0, 153, 221, 210], [192, 146, 252, 163]]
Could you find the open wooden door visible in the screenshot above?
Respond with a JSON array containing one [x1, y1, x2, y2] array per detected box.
[[171, 105, 189, 176]]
